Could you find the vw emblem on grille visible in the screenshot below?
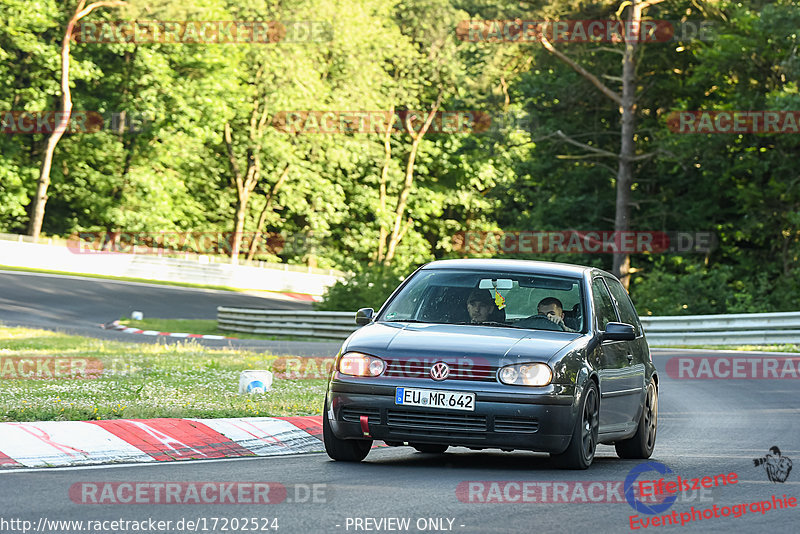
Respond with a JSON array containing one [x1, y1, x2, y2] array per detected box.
[[430, 362, 450, 381]]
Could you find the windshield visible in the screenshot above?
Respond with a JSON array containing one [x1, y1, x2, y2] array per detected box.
[[379, 268, 584, 333]]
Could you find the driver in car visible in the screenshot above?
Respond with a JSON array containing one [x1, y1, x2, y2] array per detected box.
[[538, 297, 577, 332], [467, 289, 496, 323]]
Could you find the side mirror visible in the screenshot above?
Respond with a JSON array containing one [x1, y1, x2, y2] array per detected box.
[[603, 322, 636, 341], [355, 308, 374, 326]]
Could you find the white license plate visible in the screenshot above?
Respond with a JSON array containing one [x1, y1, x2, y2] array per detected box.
[[395, 387, 475, 411]]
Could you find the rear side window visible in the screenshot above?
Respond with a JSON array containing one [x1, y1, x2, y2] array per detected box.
[[605, 277, 641, 335], [591, 278, 618, 330]]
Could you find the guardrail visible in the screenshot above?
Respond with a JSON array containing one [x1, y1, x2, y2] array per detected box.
[[217, 308, 358, 340], [217, 308, 800, 345], [640, 311, 800, 346]]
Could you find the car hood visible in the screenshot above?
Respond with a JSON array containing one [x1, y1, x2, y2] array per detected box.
[[344, 322, 579, 362]]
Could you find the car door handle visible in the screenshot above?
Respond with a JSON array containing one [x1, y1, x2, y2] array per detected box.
[[626, 354, 634, 364]]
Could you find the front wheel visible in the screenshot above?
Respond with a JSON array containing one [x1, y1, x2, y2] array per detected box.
[[552, 380, 599, 470], [615, 378, 658, 459], [322, 399, 372, 462]]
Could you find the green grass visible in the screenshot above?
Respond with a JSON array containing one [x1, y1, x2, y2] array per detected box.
[[124, 318, 224, 335], [122, 318, 330, 343], [0, 325, 327, 422], [0, 264, 313, 297], [654, 344, 800, 352]]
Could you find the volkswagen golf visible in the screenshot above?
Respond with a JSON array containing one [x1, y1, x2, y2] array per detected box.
[[323, 259, 658, 469]]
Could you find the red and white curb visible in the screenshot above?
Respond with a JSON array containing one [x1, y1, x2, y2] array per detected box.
[[283, 293, 323, 303], [0, 416, 323, 468], [103, 322, 237, 340]]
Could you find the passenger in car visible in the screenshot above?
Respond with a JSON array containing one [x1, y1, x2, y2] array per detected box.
[[538, 297, 577, 332], [467, 289, 504, 323]]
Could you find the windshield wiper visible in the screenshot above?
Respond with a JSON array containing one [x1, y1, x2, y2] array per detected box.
[[452, 321, 522, 328], [382, 319, 430, 323]]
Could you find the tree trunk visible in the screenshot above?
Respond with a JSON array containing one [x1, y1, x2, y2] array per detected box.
[[376, 105, 394, 263], [383, 93, 443, 265], [231, 196, 248, 260], [246, 164, 289, 261], [539, 0, 663, 289], [225, 79, 271, 263], [27, 0, 126, 240], [613, 2, 643, 289], [224, 122, 261, 263], [384, 136, 422, 266], [230, 155, 259, 262]]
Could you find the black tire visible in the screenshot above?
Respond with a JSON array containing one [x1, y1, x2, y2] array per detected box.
[[412, 443, 448, 454], [553, 380, 599, 470], [615, 378, 658, 459], [322, 400, 372, 462]]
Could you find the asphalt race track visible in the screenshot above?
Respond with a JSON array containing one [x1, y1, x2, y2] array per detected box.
[[1, 350, 798, 533], [0, 270, 340, 356], [1, 272, 798, 533]]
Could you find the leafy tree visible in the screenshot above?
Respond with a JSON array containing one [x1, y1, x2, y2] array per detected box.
[[27, 0, 127, 240]]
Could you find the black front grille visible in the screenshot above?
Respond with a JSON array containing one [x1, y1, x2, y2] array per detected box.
[[341, 406, 381, 425], [493, 416, 539, 433], [383, 359, 497, 382], [387, 409, 487, 433]]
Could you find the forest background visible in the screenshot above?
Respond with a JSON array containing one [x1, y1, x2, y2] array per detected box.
[[1, 0, 798, 315]]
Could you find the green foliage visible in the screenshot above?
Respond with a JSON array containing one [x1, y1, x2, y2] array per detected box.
[[1, 0, 798, 314], [314, 265, 413, 312]]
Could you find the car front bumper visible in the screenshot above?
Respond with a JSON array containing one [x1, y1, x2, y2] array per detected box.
[[327, 376, 578, 454]]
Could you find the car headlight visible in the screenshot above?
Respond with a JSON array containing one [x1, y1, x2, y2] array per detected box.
[[498, 363, 552, 386], [338, 352, 386, 377]]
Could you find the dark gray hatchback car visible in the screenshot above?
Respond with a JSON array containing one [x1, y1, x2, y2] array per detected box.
[[323, 259, 658, 469]]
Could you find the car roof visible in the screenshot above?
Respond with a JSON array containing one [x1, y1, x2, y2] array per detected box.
[[421, 258, 606, 278]]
